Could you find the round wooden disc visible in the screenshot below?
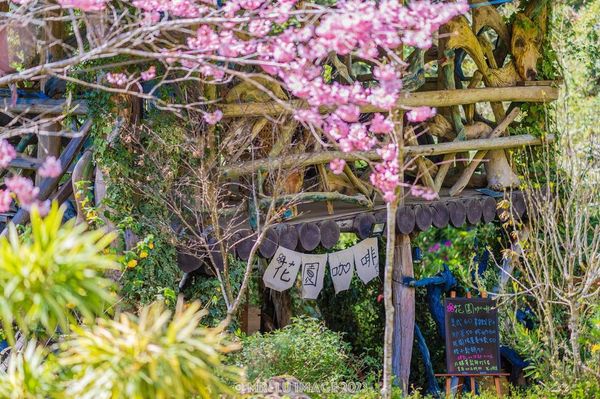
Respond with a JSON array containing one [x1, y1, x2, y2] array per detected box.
[[414, 204, 433, 231], [511, 192, 526, 218], [396, 205, 416, 235], [277, 224, 298, 250], [236, 231, 256, 261], [297, 222, 321, 251], [354, 213, 376, 239], [320, 220, 340, 249], [430, 203, 449, 229], [482, 197, 498, 223], [447, 201, 466, 228], [259, 228, 279, 258], [465, 199, 483, 225], [207, 236, 224, 271]]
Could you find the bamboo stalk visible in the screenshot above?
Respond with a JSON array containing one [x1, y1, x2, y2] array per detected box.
[[222, 133, 554, 178], [218, 85, 559, 118]]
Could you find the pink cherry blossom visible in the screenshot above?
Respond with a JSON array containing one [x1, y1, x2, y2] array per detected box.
[[57, 0, 108, 11], [39, 156, 62, 178], [370, 114, 394, 134], [204, 110, 223, 125], [410, 185, 438, 200], [5, 176, 39, 208], [329, 159, 346, 175], [406, 106, 437, 123], [0, 190, 12, 213], [0, 140, 16, 168], [141, 66, 156, 81], [106, 72, 128, 87]]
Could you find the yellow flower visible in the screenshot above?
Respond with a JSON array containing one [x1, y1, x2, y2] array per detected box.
[[139, 251, 148, 259], [148, 243, 154, 249], [127, 259, 138, 268], [592, 344, 600, 354]]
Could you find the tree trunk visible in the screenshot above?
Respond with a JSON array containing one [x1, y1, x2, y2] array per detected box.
[[382, 202, 398, 399], [392, 234, 415, 393]]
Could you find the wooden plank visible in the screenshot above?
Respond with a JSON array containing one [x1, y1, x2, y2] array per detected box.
[[431, 202, 450, 228], [396, 206, 416, 235], [482, 197, 498, 223], [2, 119, 92, 232], [0, 97, 89, 115], [353, 213, 375, 239], [414, 204, 433, 231], [391, 234, 415, 391], [319, 220, 340, 249], [297, 222, 321, 251], [258, 228, 279, 258], [447, 201, 466, 228], [465, 198, 483, 225], [277, 224, 298, 250], [219, 85, 559, 118], [222, 134, 555, 178]]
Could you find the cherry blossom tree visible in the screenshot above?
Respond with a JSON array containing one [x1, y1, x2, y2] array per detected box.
[[0, 0, 469, 395]]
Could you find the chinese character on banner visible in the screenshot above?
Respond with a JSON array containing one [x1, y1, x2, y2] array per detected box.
[[352, 237, 379, 284], [263, 246, 302, 291], [301, 253, 327, 299], [328, 247, 355, 294]]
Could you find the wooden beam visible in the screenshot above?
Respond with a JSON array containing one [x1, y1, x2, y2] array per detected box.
[[218, 85, 559, 118], [1, 97, 89, 115], [392, 234, 415, 391], [222, 134, 555, 178], [2, 120, 92, 233]]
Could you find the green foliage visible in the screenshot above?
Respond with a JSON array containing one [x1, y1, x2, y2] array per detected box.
[[414, 224, 499, 290], [0, 340, 57, 399], [0, 203, 118, 344], [58, 301, 241, 399], [89, 107, 185, 308], [233, 316, 358, 385]]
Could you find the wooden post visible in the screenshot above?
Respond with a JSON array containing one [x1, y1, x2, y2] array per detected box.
[[392, 233, 415, 391]]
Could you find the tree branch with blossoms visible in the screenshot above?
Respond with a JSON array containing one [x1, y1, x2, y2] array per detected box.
[[1, 0, 470, 396]]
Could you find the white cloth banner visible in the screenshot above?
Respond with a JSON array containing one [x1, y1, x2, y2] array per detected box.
[[263, 246, 302, 291], [352, 237, 379, 284], [301, 253, 328, 299], [328, 247, 355, 294]]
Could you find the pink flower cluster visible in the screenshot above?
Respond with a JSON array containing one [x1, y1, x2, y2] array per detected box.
[[406, 106, 437, 123], [106, 72, 128, 87], [329, 159, 346, 175], [0, 140, 51, 215], [0, 140, 16, 168], [141, 66, 156, 81], [370, 144, 400, 203], [204, 110, 223, 125], [56, 0, 109, 11], [39, 156, 62, 178]]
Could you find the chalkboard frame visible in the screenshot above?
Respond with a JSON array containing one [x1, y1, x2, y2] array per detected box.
[[444, 297, 502, 376]]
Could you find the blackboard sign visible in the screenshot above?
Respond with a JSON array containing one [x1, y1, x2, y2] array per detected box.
[[444, 297, 501, 375]]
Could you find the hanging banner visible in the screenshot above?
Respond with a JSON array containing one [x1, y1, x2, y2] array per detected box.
[[328, 247, 355, 294], [263, 246, 302, 291], [352, 237, 379, 284], [301, 253, 328, 299]]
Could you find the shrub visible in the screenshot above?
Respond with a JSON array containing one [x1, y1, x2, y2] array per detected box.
[[234, 316, 358, 385], [0, 204, 118, 343]]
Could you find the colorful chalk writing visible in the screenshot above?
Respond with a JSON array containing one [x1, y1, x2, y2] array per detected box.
[[444, 297, 501, 375]]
